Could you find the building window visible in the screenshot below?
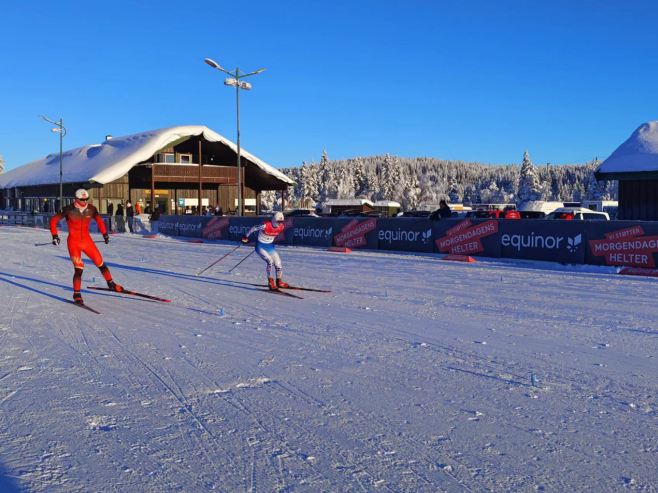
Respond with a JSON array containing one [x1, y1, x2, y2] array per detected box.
[[180, 154, 192, 164], [165, 154, 175, 164]]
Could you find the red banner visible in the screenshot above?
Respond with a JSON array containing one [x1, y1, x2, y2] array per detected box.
[[334, 219, 377, 248], [436, 220, 498, 255], [274, 217, 294, 243], [202, 217, 230, 240], [589, 226, 658, 267]]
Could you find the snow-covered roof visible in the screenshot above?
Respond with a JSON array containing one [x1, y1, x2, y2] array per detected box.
[[595, 121, 658, 179], [373, 200, 401, 207], [325, 199, 374, 206], [0, 125, 295, 189]]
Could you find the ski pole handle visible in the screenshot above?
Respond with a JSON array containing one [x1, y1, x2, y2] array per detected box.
[[195, 244, 242, 276]]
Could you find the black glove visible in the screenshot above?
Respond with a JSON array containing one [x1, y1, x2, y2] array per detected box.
[[52, 234, 60, 246], [241, 236, 249, 244], [103, 233, 111, 244]]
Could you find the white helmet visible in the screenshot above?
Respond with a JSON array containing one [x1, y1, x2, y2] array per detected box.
[[271, 211, 284, 227], [75, 189, 89, 200]]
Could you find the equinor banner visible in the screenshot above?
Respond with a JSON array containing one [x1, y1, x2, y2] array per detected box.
[[500, 220, 585, 264], [332, 218, 378, 249], [586, 221, 658, 267], [158, 215, 179, 236], [433, 219, 501, 257], [377, 218, 433, 253], [292, 217, 333, 247], [228, 217, 262, 242]]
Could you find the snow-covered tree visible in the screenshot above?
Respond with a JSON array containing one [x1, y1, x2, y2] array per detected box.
[[0, 155, 5, 175], [353, 157, 367, 197], [300, 161, 319, 206], [379, 153, 404, 200], [448, 175, 461, 203], [517, 150, 543, 204]]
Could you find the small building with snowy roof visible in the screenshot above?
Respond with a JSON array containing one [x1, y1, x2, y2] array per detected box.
[[0, 125, 295, 215], [595, 121, 658, 221], [373, 200, 401, 217], [325, 198, 374, 214]]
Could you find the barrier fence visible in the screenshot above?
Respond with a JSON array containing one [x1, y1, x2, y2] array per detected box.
[[5, 211, 658, 269]]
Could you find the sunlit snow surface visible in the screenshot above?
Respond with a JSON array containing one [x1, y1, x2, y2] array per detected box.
[[1, 226, 658, 492]]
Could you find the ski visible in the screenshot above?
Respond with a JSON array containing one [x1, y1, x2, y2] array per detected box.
[[279, 286, 331, 293], [70, 301, 102, 315], [86, 286, 171, 303], [250, 283, 330, 293], [259, 288, 304, 300]]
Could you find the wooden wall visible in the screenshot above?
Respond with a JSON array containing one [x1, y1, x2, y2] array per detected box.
[[618, 179, 658, 221]]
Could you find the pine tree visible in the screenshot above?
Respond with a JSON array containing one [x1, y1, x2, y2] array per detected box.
[[517, 150, 543, 203], [584, 160, 610, 200], [353, 157, 367, 197], [448, 175, 461, 203]]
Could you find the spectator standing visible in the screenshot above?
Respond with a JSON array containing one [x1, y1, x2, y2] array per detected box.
[[136, 202, 143, 215], [214, 206, 223, 216], [107, 201, 114, 231], [149, 206, 161, 234], [54, 197, 61, 212], [126, 201, 134, 233], [185, 206, 193, 215], [115, 201, 125, 233], [42, 198, 49, 213], [429, 199, 452, 221]]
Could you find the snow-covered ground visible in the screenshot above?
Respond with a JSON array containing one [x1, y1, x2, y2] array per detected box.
[[1, 226, 658, 493]]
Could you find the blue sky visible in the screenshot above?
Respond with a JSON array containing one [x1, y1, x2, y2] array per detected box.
[[1, 0, 656, 172]]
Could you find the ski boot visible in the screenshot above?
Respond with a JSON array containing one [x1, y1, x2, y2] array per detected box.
[[107, 279, 123, 292], [73, 291, 84, 305], [276, 278, 289, 288], [268, 277, 278, 291]]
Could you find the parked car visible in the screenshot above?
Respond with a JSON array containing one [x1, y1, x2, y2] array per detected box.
[[519, 211, 547, 219], [401, 210, 431, 218], [466, 210, 520, 219], [282, 209, 316, 217], [545, 207, 609, 221]]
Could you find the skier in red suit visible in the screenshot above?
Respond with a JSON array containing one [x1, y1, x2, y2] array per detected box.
[[49, 189, 122, 304]]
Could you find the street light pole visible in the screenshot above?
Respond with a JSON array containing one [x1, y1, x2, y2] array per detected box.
[[204, 59, 265, 216], [39, 115, 67, 204]]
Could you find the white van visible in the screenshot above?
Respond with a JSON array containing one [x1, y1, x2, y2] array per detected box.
[[517, 201, 567, 215]]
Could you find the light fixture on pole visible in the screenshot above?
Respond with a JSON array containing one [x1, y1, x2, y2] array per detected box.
[[204, 58, 266, 216], [39, 115, 67, 205]]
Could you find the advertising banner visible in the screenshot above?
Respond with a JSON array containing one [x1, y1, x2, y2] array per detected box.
[[332, 218, 379, 250], [586, 221, 658, 267], [228, 217, 262, 242], [176, 216, 204, 238], [433, 219, 501, 257], [157, 215, 179, 236], [377, 218, 434, 253], [274, 217, 294, 245], [202, 216, 231, 240], [292, 217, 334, 247], [499, 220, 586, 264]]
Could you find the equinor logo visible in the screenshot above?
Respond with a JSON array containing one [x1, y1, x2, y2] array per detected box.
[[294, 227, 332, 240], [379, 228, 432, 244], [229, 225, 251, 234], [501, 233, 581, 251]]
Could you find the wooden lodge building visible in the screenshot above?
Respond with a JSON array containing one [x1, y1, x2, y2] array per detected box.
[[595, 121, 658, 221], [0, 125, 295, 215]]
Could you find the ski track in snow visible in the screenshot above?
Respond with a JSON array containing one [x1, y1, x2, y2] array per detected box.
[[1, 226, 658, 492]]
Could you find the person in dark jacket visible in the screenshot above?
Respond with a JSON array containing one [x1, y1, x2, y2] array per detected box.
[[429, 199, 452, 221], [126, 201, 134, 233], [54, 197, 61, 212], [106, 201, 114, 231], [42, 198, 49, 212], [116, 202, 124, 216]]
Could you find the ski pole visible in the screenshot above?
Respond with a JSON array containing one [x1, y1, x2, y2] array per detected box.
[[34, 240, 106, 247], [228, 250, 256, 273], [195, 244, 242, 276]]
